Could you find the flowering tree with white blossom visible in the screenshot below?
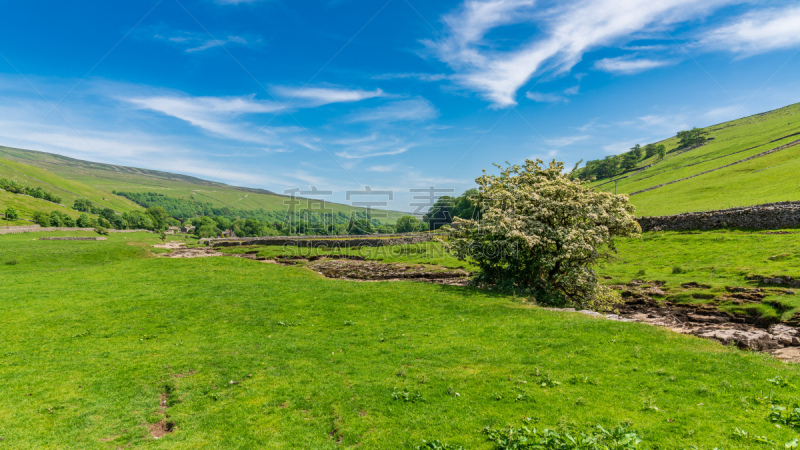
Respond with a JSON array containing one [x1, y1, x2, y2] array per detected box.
[[446, 159, 640, 309]]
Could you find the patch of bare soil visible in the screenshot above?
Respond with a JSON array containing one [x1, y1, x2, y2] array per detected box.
[[157, 244, 223, 258], [306, 258, 471, 285], [148, 390, 176, 439], [153, 242, 185, 249]]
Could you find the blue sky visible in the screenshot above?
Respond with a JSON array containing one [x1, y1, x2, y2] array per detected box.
[[1, 0, 799, 212]]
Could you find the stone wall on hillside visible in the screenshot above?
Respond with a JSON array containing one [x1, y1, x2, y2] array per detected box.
[[637, 201, 800, 232], [39, 237, 108, 241], [206, 233, 434, 248], [0, 225, 152, 235]]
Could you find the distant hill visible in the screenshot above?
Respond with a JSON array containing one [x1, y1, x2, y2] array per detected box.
[[0, 146, 405, 225], [581, 102, 800, 217]]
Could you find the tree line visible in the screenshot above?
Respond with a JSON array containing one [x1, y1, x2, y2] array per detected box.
[[572, 127, 709, 181], [0, 178, 63, 204]]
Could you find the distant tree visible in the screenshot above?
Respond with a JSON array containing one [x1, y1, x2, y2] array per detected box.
[[62, 215, 76, 227], [676, 127, 709, 149], [376, 225, 395, 234], [643, 143, 658, 159], [49, 211, 63, 227], [396, 215, 424, 233], [347, 217, 373, 235], [657, 144, 667, 161], [452, 188, 479, 220], [77, 213, 93, 228], [620, 153, 638, 171], [598, 156, 620, 178], [73, 198, 92, 212], [194, 216, 221, 238], [33, 211, 50, 227], [629, 144, 642, 161], [146, 206, 170, 231], [423, 196, 456, 230], [4, 207, 18, 220]]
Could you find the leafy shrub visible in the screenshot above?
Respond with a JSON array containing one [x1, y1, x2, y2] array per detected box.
[[94, 226, 109, 236], [447, 159, 640, 309], [483, 421, 643, 450], [4, 207, 18, 220]]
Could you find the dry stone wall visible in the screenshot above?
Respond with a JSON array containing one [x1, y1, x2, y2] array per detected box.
[[637, 201, 800, 232], [0, 225, 152, 235], [206, 233, 434, 248]]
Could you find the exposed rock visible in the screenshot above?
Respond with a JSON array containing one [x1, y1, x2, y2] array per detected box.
[[682, 282, 711, 289], [695, 329, 777, 351]]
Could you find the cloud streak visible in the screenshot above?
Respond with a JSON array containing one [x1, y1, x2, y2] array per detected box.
[[271, 86, 386, 106], [594, 56, 674, 74], [429, 0, 739, 107], [700, 4, 800, 56]]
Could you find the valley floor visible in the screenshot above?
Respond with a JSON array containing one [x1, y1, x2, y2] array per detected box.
[[2, 230, 800, 448]]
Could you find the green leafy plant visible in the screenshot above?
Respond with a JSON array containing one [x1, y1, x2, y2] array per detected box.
[[392, 389, 424, 403], [416, 440, 465, 450], [483, 421, 643, 450], [769, 405, 800, 428]]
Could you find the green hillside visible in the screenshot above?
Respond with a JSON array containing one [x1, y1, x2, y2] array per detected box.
[[0, 146, 405, 223], [584, 102, 800, 217]]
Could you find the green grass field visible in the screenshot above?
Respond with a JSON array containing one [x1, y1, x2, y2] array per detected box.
[[598, 229, 800, 321], [3, 230, 800, 448], [589, 102, 800, 216]]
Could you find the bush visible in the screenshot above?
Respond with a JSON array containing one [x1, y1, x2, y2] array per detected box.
[[94, 226, 109, 236], [4, 207, 18, 220], [32, 211, 51, 227], [446, 159, 640, 309]]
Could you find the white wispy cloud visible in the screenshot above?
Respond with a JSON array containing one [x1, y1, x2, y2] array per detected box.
[[332, 133, 415, 159], [594, 56, 674, 74], [152, 31, 255, 53], [368, 164, 400, 172], [336, 147, 410, 159], [348, 98, 439, 123], [271, 86, 386, 106], [373, 73, 449, 82], [186, 36, 249, 53], [700, 4, 800, 56], [429, 0, 738, 107], [215, 0, 263, 4], [544, 134, 590, 147], [123, 94, 285, 141], [526, 91, 568, 103]]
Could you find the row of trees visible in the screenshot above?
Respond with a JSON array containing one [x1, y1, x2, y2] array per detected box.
[[573, 142, 666, 181], [0, 178, 62, 204], [572, 127, 710, 182]]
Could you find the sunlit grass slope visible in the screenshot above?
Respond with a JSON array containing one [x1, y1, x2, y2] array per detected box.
[[2, 231, 800, 447], [0, 146, 405, 223], [0, 152, 142, 215], [590, 102, 800, 216]]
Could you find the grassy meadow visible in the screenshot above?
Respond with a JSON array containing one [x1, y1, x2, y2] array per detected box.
[[3, 230, 800, 448]]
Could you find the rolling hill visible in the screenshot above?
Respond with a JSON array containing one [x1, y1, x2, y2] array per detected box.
[[586, 101, 800, 217], [0, 146, 405, 225]]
